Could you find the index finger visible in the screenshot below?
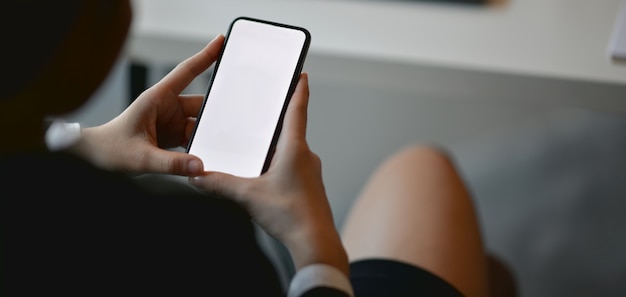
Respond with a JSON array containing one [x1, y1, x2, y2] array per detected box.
[[156, 34, 225, 95]]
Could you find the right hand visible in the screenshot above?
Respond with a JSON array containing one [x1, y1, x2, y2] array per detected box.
[[189, 73, 349, 276], [70, 35, 226, 177]]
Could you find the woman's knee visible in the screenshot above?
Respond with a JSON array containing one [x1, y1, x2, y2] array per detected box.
[[387, 144, 458, 173]]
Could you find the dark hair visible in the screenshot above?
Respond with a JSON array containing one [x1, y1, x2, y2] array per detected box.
[[1, 1, 82, 101]]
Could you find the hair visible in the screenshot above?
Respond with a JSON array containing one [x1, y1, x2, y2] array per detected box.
[[1, 1, 83, 101]]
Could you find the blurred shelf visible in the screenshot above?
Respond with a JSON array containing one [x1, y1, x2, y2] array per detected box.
[[130, 0, 626, 84], [127, 0, 626, 111]]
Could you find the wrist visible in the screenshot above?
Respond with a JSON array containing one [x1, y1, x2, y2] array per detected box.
[[284, 224, 350, 278], [65, 126, 95, 158], [65, 126, 113, 171]]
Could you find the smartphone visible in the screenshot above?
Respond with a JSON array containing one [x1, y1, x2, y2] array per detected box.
[[186, 17, 311, 178]]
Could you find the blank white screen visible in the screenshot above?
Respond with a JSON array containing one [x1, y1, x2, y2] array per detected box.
[[188, 19, 307, 178]]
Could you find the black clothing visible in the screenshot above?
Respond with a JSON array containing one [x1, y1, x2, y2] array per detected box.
[[1, 152, 463, 296], [2, 152, 285, 296], [350, 259, 464, 297]]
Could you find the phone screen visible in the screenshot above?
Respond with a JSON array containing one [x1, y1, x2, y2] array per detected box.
[[186, 17, 310, 178]]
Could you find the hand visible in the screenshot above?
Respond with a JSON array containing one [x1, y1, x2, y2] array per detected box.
[[189, 73, 349, 276], [70, 35, 225, 176]]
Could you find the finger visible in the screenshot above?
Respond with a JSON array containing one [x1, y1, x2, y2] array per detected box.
[[156, 34, 224, 95], [143, 148, 204, 176], [178, 94, 205, 117], [281, 73, 309, 140], [189, 172, 248, 203]]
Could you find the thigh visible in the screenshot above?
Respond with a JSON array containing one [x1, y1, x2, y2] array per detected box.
[[341, 145, 489, 297]]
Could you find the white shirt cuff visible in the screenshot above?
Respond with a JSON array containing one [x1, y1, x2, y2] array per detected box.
[[287, 264, 354, 297], [45, 120, 81, 151]]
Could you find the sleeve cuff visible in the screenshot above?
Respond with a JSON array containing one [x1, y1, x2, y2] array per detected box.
[[45, 120, 81, 151], [287, 264, 354, 297]]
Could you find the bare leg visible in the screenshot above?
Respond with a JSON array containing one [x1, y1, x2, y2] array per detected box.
[[341, 145, 490, 297]]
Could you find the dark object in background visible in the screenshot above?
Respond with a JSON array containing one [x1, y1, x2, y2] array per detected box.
[[129, 62, 148, 105]]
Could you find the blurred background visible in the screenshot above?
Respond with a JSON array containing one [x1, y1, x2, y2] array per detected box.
[[63, 0, 626, 296]]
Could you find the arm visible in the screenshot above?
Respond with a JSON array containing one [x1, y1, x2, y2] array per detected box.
[[189, 74, 353, 297]]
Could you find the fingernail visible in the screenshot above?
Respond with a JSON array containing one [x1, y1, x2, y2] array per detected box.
[[187, 159, 203, 175]]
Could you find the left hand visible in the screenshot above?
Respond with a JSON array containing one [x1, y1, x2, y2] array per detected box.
[[70, 35, 225, 176]]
